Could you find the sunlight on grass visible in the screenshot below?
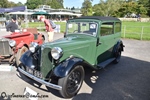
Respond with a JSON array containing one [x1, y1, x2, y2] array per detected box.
[[22, 21, 150, 40]]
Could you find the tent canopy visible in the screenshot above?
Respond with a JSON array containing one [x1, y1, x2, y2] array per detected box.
[[0, 6, 26, 13], [32, 11, 49, 15], [8, 12, 33, 15]]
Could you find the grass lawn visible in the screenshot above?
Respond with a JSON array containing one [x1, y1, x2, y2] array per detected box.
[[22, 21, 150, 40], [22, 22, 66, 33], [122, 21, 150, 40]]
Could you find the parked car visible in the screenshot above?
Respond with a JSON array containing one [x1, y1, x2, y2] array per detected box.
[[0, 28, 45, 66], [18, 16, 124, 98]]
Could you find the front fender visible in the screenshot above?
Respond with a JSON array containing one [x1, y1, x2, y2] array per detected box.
[[53, 57, 83, 78], [17, 42, 26, 49], [20, 51, 35, 68]]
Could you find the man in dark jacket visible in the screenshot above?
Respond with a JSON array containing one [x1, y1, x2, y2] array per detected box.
[[6, 16, 18, 32]]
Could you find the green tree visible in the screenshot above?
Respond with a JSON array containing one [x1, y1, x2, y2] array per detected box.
[[93, 4, 102, 16], [93, 0, 122, 16], [148, 0, 150, 16], [81, 0, 93, 16], [116, 2, 147, 17], [16, 2, 24, 6], [45, 0, 64, 9], [138, 0, 150, 16], [0, 0, 9, 8], [0, 0, 21, 8], [25, 0, 43, 9], [126, 0, 137, 2], [57, 0, 64, 8], [138, 0, 149, 6], [71, 7, 75, 10], [7, 1, 20, 7]]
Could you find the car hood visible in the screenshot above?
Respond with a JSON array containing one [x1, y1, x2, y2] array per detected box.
[[42, 34, 97, 63], [44, 34, 96, 48], [4, 32, 30, 39]]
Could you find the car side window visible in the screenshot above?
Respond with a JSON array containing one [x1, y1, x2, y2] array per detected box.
[[115, 22, 121, 33], [100, 22, 114, 36]]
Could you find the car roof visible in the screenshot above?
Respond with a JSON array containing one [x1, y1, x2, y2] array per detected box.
[[72, 16, 121, 21]]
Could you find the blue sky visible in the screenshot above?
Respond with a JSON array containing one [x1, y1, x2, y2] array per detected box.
[[8, 0, 100, 8], [8, 0, 26, 4], [64, 0, 100, 8]]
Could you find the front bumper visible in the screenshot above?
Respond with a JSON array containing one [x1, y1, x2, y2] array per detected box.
[[18, 67, 62, 91]]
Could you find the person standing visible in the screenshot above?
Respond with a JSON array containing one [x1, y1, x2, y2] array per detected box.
[[137, 14, 141, 22], [6, 16, 18, 32], [40, 16, 54, 42]]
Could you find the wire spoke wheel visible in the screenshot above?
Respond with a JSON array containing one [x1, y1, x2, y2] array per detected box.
[[16, 46, 28, 67]]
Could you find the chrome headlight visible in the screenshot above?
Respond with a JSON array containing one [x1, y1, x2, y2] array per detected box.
[[9, 40, 16, 47], [29, 42, 38, 53], [51, 47, 63, 60]]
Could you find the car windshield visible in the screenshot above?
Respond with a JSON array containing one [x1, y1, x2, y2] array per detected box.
[[66, 21, 98, 37]]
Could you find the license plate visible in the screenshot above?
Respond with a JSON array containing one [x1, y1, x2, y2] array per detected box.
[[26, 67, 42, 78], [26, 67, 33, 74]]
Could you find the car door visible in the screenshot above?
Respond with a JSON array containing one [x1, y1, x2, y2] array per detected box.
[[95, 22, 115, 65], [114, 22, 122, 42]]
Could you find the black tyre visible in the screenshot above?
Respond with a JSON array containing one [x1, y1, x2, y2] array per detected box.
[[114, 46, 121, 64], [58, 65, 85, 98], [16, 46, 28, 67]]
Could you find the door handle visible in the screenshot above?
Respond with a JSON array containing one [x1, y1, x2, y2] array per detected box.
[[97, 42, 102, 46]]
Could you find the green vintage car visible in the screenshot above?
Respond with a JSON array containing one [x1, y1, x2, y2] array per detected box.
[[18, 16, 124, 98]]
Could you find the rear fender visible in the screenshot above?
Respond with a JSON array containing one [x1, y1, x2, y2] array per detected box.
[[53, 57, 83, 78], [114, 40, 124, 53]]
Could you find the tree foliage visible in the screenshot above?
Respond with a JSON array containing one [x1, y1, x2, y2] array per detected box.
[[25, 0, 63, 9], [138, 0, 149, 6], [92, 4, 102, 16], [148, 0, 150, 16], [0, 0, 14, 8], [93, 0, 122, 16], [93, 0, 149, 17], [138, 0, 150, 16], [116, 1, 147, 17], [46, 0, 64, 9], [0, 0, 149, 17], [81, 0, 93, 16], [16, 2, 24, 6], [0, 0, 10, 8], [25, 0, 43, 9], [0, 0, 23, 8], [71, 7, 75, 10]]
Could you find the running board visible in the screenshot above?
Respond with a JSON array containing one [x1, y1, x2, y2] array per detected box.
[[97, 58, 115, 69]]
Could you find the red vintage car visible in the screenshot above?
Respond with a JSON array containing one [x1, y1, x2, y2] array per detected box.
[[0, 28, 45, 66]]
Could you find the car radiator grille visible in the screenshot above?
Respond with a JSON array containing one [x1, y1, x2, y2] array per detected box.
[[0, 41, 11, 56], [40, 47, 53, 78]]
